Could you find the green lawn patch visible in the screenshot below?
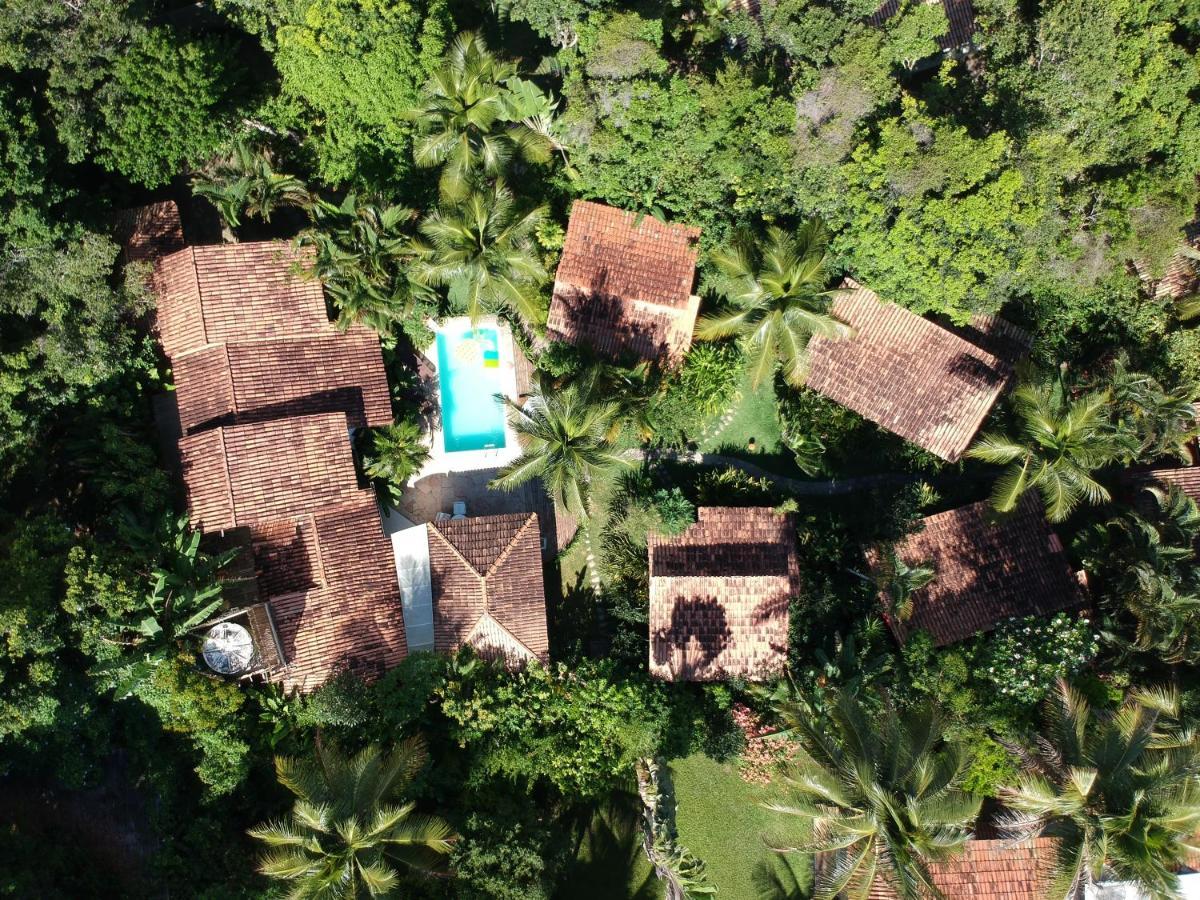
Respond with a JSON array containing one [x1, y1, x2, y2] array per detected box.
[[700, 370, 807, 479], [669, 753, 809, 899]]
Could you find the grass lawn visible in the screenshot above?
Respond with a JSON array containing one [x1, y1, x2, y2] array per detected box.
[[701, 370, 806, 479], [670, 753, 810, 899]]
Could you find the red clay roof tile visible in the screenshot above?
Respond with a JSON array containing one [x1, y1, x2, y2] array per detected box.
[[648, 507, 799, 681], [427, 513, 548, 664], [547, 200, 701, 364], [806, 279, 1023, 462], [877, 494, 1087, 646], [154, 242, 328, 359]]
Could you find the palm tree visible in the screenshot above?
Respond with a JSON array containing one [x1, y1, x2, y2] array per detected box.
[[855, 546, 936, 622], [765, 688, 981, 900], [249, 738, 455, 899], [361, 421, 431, 507], [694, 220, 852, 390], [410, 31, 553, 200], [193, 138, 311, 232], [412, 182, 547, 332], [490, 383, 631, 518], [1000, 681, 1200, 900], [300, 195, 431, 334], [967, 378, 1133, 522], [1077, 485, 1200, 663], [1107, 356, 1199, 464]]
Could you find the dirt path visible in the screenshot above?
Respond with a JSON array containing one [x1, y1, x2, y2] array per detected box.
[[627, 447, 922, 495]]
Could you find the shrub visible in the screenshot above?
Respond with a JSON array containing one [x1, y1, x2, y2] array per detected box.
[[439, 658, 659, 797], [360, 420, 429, 506], [694, 466, 777, 506], [971, 613, 1099, 707], [651, 487, 696, 535]]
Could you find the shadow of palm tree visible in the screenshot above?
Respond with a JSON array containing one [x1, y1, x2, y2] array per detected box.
[[751, 853, 812, 900], [555, 785, 661, 900]]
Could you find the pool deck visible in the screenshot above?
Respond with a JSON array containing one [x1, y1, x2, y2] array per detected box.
[[393, 467, 578, 557]]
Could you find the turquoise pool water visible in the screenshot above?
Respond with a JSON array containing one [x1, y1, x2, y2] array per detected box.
[[435, 327, 507, 452]]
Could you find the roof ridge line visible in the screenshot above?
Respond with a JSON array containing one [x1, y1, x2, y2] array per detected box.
[[187, 246, 210, 348], [483, 513, 538, 581], [429, 523, 489, 582], [218, 427, 235, 528]]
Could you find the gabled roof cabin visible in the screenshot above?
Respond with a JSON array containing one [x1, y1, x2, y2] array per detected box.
[[648, 507, 799, 681], [548, 200, 701, 366]]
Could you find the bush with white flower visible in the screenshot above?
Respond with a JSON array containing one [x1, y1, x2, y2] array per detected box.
[[972, 613, 1099, 706]]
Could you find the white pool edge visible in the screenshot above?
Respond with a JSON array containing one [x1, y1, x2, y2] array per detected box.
[[413, 315, 523, 478]]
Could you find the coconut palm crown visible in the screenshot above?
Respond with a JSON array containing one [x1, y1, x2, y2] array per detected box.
[[412, 182, 547, 332], [694, 219, 852, 390], [490, 383, 631, 517], [1000, 680, 1200, 900], [249, 738, 454, 899], [967, 377, 1134, 522], [766, 688, 981, 900], [409, 31, 552, 200]]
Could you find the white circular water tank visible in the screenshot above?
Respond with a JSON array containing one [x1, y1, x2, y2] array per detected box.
[[202, 622, 255, 675]]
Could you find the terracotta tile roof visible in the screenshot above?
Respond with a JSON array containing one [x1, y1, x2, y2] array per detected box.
[[547, 200, 701, 365], [427, 513, 548, 664], [1154, 227, 1200, 301], [868, 0, 978, 52], [153, 242, 327, 359], [118, 201, 186, 266], [173, 329, 393, 433], [179, 413, 406, 691], [178, 413, 362, 532], [877, 494, 1087, 647], [267, 493, 407, 691], [864, 838, 1058, 899], [1135, 466, 1200, 502], [806, 279, 1021, 462], [648, 507, 799, 681]]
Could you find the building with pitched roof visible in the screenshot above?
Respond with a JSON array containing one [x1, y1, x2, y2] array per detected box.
[[862, 838, 1057, 899], [874, 494, 1087, 647], [121, 205, 411, 692], [178, 413, 407, 691], [806, 279, 1027, 463], [427, 513, 548, 664], [154, 242, 329, 358], [547, 200, 701, 366], [1153, 229, 1200, 301], [868, 0, 978, 55], [118, 200, 187, 266], [648, 507, 799, 681], [173, 331, 392, 434]]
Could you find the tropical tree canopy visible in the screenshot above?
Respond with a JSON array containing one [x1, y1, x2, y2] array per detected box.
[[858, 546, 936, 623], [300, 194, 431, 335], [765, 687, 981, 900], [409, 30, 554, 200], [412, 181, 547, 331], [192, 138, 312, 230], [967, 377, 1133, 522], [1000, 681, 1200, 900], [1077, 485, 1200, 664], [249, 738, 455, 899], [695, 219, 851, 390], [490, 383, 630, 516]]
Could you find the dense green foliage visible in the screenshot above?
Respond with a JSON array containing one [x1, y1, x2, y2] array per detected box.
[[4, 0, 1200, 895]]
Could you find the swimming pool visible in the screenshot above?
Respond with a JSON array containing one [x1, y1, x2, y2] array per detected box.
[[435, 327, 508, 453]]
